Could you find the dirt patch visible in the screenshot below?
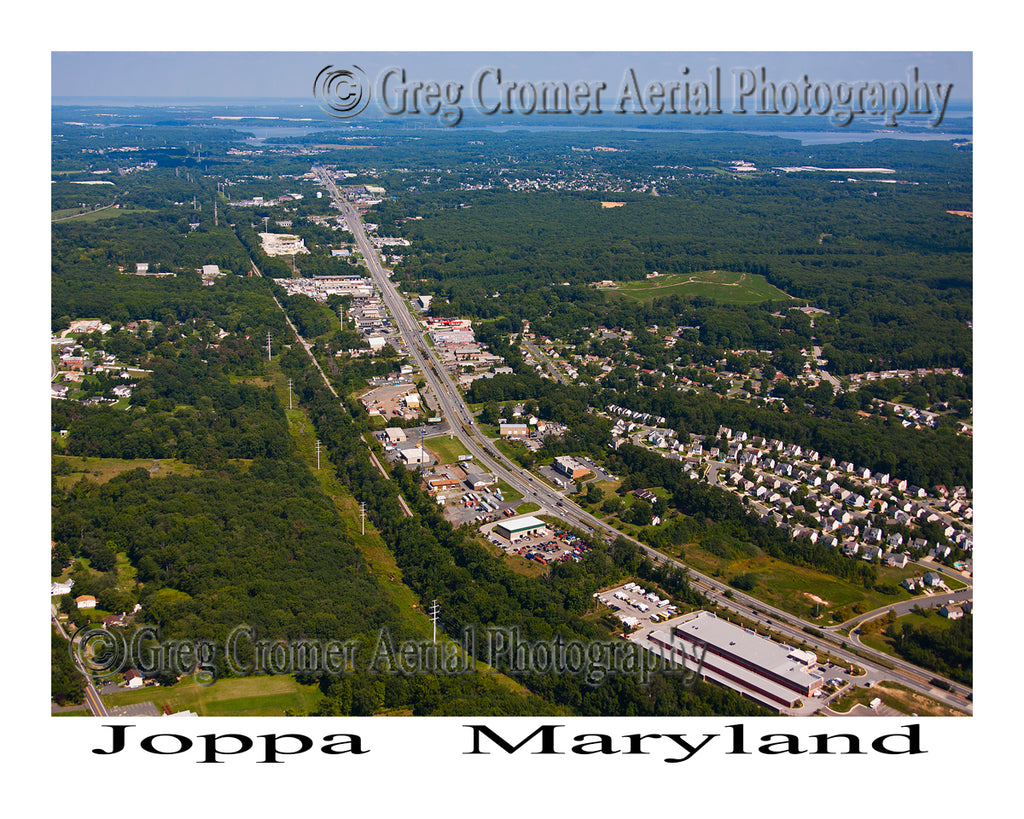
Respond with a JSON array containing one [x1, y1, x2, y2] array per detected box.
[[600, 201, 626, 208]]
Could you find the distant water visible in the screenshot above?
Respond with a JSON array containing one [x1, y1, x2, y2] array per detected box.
[[52, 97, 972, 146]]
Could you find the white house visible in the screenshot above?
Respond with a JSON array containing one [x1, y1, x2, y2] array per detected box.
[[51, 579, 74, 596]]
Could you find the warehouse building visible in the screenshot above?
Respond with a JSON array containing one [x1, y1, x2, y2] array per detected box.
[[495, 515, 547, 541], [647, 611, 823, 710]]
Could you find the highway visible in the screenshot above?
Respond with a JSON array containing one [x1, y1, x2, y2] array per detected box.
[[315, 165, 972, 713]]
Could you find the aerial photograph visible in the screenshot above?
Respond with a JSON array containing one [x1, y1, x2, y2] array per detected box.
[[48, 49, 975, 731]]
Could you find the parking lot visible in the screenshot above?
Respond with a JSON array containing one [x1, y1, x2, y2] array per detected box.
[[481, 517, 594, 566], [593, 582, 678, 629]]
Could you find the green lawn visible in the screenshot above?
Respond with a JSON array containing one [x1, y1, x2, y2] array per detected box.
[[424, 434, 471, 464], [609, 270, 793, 305]]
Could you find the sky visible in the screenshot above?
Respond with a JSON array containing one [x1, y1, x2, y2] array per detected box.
[[51, 51, 972, 104]]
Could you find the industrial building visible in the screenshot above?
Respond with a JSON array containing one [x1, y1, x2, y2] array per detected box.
[[647, 611, 823, 710], [494, 515, 547, 541]]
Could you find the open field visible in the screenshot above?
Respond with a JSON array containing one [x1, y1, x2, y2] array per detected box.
[[52, 206, 156, 223], [424, 434, 471, 464], [101, 674, 326, 716], [677, 541, 920, 622], [53, 456, 199, 490], [609, 270, 792, 304], [829, 681, 967, 717]]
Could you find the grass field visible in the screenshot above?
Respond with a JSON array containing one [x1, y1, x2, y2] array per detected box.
[[676, 541, 920, 622], [424, 434, 471, 464], [494, 478, 523, 503], [609, 270, 793, 304], [102, 675, 326, 716], [53, 456, 199, 489], [52, 206, 155, 224]]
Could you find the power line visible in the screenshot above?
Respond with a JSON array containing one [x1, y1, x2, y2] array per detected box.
[[429, 600, 440, 643]]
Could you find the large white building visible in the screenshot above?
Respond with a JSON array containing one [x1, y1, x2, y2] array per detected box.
[[259, 233, 309, 256], [495, 515, 547, 541], [647, 611, 823, 710]]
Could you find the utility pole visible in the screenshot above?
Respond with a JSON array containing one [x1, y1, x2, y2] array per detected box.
[[429, 600, 440, 643], [266, 330, 272, 361], [359, 501, 366, 535], [288, 378, 293, 410], [315, 439, 322, 470]]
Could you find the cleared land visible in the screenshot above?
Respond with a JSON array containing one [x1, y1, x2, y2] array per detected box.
[[673, 541, 921, 622], [424, 434, 472, 464], [101, 674, 325, 716], [829, 681, 967, 717], [609, 270, 792, 304], [53, 456, 199, 490]]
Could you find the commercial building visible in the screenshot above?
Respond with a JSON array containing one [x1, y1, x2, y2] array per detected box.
[[397, 444, 428, 466], [553, 455, 591, 480], [494, 515, 547, 541], [464, 471, 497, 490], [427, 476, 462, 494], [499, 423, 530, 439], [647, 611, 823, 710]]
